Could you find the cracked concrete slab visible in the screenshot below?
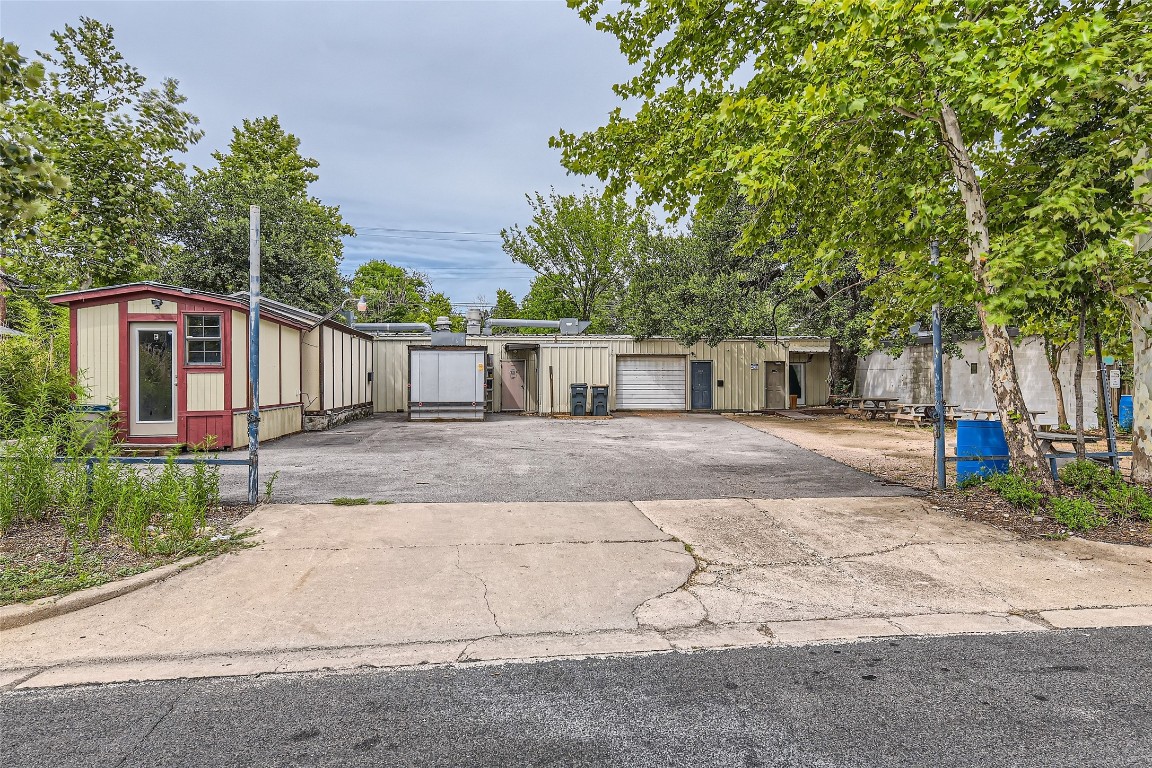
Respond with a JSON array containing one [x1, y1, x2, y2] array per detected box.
[[3, 495, 1150, 689]]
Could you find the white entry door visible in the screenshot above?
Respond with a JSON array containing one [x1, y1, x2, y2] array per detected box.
[[130, 323, 178, 437], [615, 356, 686, 410]]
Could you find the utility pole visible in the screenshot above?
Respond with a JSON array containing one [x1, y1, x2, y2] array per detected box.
[[248, 206, 261, 505], [931, 241, 946, 490]]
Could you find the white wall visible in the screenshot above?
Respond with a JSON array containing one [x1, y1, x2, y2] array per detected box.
[[856, 336, 1101, 429]]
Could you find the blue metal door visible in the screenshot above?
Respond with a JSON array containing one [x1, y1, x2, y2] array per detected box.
[[690, 361, 713, 410]]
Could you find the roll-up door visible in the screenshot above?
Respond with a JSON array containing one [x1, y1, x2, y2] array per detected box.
[[615, 356, 686, 410]]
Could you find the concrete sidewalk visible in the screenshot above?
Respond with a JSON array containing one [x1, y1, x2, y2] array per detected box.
[[2, 497, 1150, 689]]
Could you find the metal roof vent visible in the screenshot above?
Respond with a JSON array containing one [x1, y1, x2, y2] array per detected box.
[[434, 315, 452, 332]]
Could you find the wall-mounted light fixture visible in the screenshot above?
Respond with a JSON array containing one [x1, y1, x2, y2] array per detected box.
[[151, 298, 164, 310], [356, 295, 367, 313]]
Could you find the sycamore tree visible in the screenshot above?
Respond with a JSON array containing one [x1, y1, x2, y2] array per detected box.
[[3, 18, 200, 289], [164, 116, 352, 314], [501, 188, 652, 331], [556, 0, 1152, 482]]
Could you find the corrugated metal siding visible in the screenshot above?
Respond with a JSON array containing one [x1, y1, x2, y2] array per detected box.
[[231, 404, 302, 448], [301, 328, 321, 411], [258, 319, 280, 407], [186, 372, 224, 411], [76, 304, 120, 406], [370, 335, 826, 414], [280, 327, 301, 404], [322, 326, 335, 411], [231, 311, 247, 408]]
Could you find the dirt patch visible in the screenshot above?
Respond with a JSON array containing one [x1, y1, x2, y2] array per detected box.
[[733, 414, 1151, 548], [0, 505, 253, 604]]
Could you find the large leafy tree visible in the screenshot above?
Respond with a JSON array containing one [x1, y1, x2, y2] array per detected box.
[[350, 258, 459, 326], [556, 0, 1152, 481], [2, 18, 200, 290], [501, 188, 652, 332], [0, 40, 68, 233], [164, 116, 352, 315]]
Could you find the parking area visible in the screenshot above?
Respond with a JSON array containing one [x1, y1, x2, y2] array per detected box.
[[221, 414, 917, 504]]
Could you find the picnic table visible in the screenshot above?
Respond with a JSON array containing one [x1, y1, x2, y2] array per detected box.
[[844, 396, 900, 421], [1036, 431, 1102, 457], [962, 407, 1046, 422], [892, 402, 960, 427]]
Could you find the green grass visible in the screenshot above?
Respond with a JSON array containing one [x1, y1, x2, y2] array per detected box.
[[982, 471, 1046, 511], [373, 500, 394, 505], [330, 497, 370, 506]]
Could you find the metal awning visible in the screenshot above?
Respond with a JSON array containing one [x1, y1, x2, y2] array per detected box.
[[503, 343, 540, 351]]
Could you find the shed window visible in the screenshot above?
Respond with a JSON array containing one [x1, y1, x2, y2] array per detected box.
[[185, 315, 222, 364]]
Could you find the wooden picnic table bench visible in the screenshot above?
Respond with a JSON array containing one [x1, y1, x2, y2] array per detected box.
[[1036, 431, 1102, 456], [892, 402, 960, 427], [962, 407, 1046, 422], [845, 396, 900, 421]]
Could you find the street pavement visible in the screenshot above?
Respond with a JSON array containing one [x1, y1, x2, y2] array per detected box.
[[3, 627, 1150, 767]]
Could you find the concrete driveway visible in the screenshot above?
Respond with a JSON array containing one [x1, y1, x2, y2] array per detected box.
[[223, 414, 915, 504]]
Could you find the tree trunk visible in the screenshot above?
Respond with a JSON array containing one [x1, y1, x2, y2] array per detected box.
[[1119, 295, 1151, 483], [1074, 300, 1087, 460], [1043, 339, 1069, 429], [938, 102, 1049, 483]]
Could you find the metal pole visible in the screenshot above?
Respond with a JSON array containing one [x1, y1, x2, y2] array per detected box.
[[248, 205, 261, 505], [1099, 363, 1118, 472], [931, 240, 946, 490]]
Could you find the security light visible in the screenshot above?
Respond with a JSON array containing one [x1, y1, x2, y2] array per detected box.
[[151, 298, 164, 309], [356, 295, 367, 313]]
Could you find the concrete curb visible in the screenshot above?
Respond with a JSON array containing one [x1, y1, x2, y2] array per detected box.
[[0, 555, 204, 631]]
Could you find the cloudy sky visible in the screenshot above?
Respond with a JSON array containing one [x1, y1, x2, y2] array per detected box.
[[3, 0, 635, 306]]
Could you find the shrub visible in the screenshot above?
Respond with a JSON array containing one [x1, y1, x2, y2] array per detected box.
[[1096, 484, 1152, 521], [1058, 461, 1120, 493], [1050, 497, 1107, 531], [984, 471, 1046, 511]]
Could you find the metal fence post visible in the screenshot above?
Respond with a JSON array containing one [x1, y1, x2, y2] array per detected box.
[[248, 205, 261, 505], [931, 240, 946, 490]]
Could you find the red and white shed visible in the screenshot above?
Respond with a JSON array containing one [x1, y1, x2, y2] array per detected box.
[[49, 282, 372, 450]]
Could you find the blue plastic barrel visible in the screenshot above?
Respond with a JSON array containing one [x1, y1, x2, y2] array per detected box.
[[1118, 395, 1134, 432], [956, 420, 1010, 483]]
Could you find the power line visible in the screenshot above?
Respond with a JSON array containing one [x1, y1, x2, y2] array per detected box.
[[352, 234, 501, 243], [355, 226, 503, 236]]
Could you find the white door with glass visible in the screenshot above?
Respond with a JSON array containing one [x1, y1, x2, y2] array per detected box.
[[130, 323, 177, 437]]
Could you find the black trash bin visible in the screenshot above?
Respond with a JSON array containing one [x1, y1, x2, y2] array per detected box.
[[591, 385, 609, 416], [570, 383, 588, 416]]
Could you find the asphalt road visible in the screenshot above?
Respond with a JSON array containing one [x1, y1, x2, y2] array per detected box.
[[4, 628, 1150, 767], [221, 414, 915, 503]]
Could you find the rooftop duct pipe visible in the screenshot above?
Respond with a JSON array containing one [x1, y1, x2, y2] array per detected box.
[[481, 318, 591, 336], [354, 322, 433, 334]]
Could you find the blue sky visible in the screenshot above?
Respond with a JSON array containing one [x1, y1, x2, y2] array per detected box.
[[3, 1, 635, 306]]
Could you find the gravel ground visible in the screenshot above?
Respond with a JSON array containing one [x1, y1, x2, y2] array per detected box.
[[735, 414, 1151, 547]]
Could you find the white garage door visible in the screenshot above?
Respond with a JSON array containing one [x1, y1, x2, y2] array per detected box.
[[615, 356, 686, 410]]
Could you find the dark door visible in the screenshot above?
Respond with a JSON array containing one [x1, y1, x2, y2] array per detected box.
[[690, 361, 713, 410], [765, 362, 786, 409]]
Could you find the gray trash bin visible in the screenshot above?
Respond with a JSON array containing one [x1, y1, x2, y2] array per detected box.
[[570, 383, 588, 416], [591, 385, 609, 416]]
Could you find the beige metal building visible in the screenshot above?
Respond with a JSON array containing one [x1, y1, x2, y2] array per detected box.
[[372, 334, 831, 415]]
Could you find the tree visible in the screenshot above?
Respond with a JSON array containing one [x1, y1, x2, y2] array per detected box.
[[350, 259, 433, 323], [491, 288, 520, 320], [0, 40, 68, 233], [556, 1, 1152, 483], [3, 18, 200, 290], [164, 116, 352, 314], [501, 188, 652, 332]]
